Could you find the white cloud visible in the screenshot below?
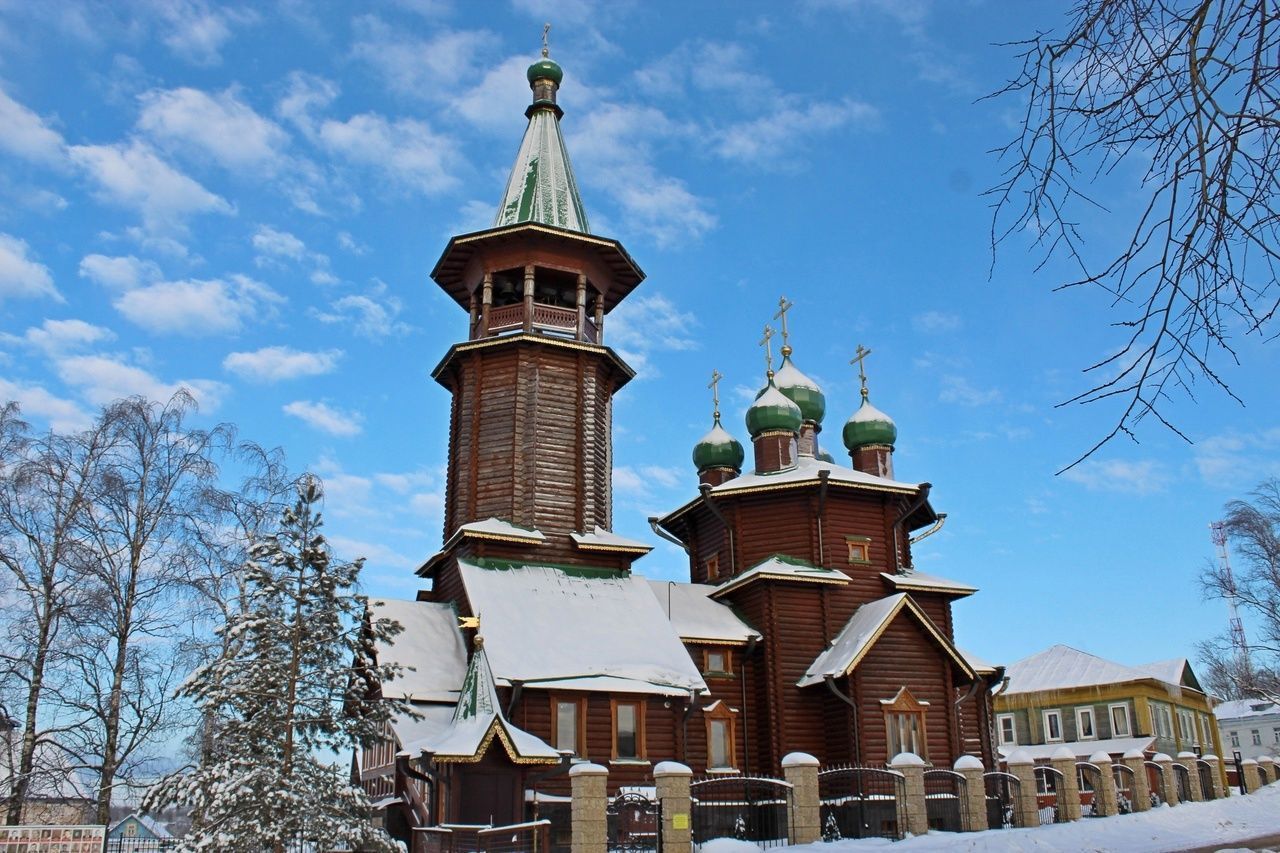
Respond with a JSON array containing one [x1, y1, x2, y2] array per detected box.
[[318, 113, 462, 196], [310, 291, 410, 339], [608, 293, 697, 378], [283, 400, 363, 436], [144, 0, 258, 66], [912, 310, 961, 333], [137, 86, 288, 172], [1194, 429, 1280, 487], [68, 140, 233, 230], [251, 225, 306, 261], [714, 99, 878, 166], [352, 17, 497, 96], [938, 375, 1001, 407], [613, 464, 685, 497], [112, 275, 283, 335], [1061, 459, 1171, 495], [12, 319, 115, 355], [0, 378, 90, 432], [0, 86, 66, 166], [337, 231, 367, 255], [0, 234, 60, 302], [325, 534, 414, 569], [275, 72, 338, 138], [455, 55, 538, 131], [223, 346, 342, 382], [54, 353, 227, 409], [79, 254, 162, 290]]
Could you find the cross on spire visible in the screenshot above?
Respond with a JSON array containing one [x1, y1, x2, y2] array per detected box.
[[759, 325, 776, 378], [707, 369, 723, 420], [851, 344, 873, 400], [773, 296, 794, 357], [541, 22, 551, 57]]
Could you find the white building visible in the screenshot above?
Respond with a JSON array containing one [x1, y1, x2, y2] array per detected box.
[[1215, 698, 1280, 761]]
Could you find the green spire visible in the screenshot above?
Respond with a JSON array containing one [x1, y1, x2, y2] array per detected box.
[[494, 34, 590, 233]]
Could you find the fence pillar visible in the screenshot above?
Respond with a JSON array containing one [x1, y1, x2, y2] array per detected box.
[[653, 761, 692, 853], [889, 752, 929, 837], [1241, 758, 1261, 793], [1122, 750, 1150, 812], [1088, 752, 1118, 817], [953, 755, 988, 832], [1050, 747, 1082, 822], [1005, 750, 1040, 829], [570, 762, 608, 853], [1154, 754, 1179, 806], [1202, 754, 1227, 798], [781, 752, 821, 845], [1258, 756, 1275, 786], [1177, 752, 1204, 801]]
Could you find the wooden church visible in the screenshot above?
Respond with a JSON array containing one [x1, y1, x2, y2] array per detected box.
[[358, 46, 1003, 839]]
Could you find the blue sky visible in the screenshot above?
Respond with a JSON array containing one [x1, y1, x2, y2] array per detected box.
[[1, 0, 1276, 674]]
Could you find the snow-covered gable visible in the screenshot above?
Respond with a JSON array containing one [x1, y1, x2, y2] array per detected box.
[[1136, 658, 1203, 691], [646, 579, 761, 645], [369, 598, 468, 703], [419, 638, 560, 765], [880, 570, 977, 598], [392, 704, 457, 756], [459, 558, 707, 697], [799, 593, 974, 687], [960, 647, 999, 675], [1003, 645, 1199, 696], [1213, 698, 1279, 721], [711, 554, 847, 599], [571, 526, 652, 555], [108, 814, 171, 840]]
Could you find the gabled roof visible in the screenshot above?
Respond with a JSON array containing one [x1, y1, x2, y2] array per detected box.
[[880, 570, 977, 598], [1003, 645, 1208, 696], [109, 814, 171, 839], [458, 558, 707, 697], [572, 526, 652, 555], [798, 593, 976, 687], [1135, 658, 1203, 692], [710, 554, 848, 599], [646, 579, 761, 646], [418, 638, 560, 765], [1214, 698, 1280, 721], [369, 598, 468, 703], [494, 96, 590, 233]]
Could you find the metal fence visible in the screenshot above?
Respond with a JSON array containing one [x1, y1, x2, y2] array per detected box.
[[1174, 763, 1192, 803], [1144, 760, 1166, 806], [1075, 762, 1102, 817], [982, 771, 1019, 830], [1113, 763, 1135, 814], [817, 765, 904, 841], [1197, 760, 1218, 800], [922, 768, 967, 832], [527, 793, 571, 853], [476, 820, 551, 853], [1033, 766, 1066, 825], [690, 775, 791, 849], [105, 842, 177, 853], [606, 791, 661, 852]]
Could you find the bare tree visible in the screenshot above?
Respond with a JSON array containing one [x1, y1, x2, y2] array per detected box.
[[990, 0, 1280, 468], [1200, 477, 1280, 703]]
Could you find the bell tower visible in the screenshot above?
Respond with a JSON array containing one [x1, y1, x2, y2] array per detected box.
[[429, 48, 644, 563]]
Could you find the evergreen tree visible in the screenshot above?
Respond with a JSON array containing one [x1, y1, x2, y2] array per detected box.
[[145, 477, 403, 852]]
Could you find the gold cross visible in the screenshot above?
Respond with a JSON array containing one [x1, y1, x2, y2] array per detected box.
[[773, 296, 794, 355], [759, 325, 775, 377], [851, 344, 872, 399], [542, 22, 551, 57], [707, 369, 723, 419]]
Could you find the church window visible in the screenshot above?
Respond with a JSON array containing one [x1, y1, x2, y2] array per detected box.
[[882, 687, 929, 759], [1043, 710, 1063, 742], [1109, 703, 1131, 737], [846, 536, 871, 564], [704, 648, 733, 677], [705, 555, 720, 580], [705, 702, 738, 770], [612, 699, 646, 760], [997, 713, 1016, 746], [552, 695, 586, 756], [1076, 708, 1095, 740]]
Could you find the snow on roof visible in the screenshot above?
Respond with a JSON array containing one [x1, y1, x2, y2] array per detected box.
[[391, 703, 457, 753], [459, 558, 707, 696], [707, 455, 919, 497], [880, 570, 977, 597], [369, 598, 468, 703], [646, 579, 761, 645], [960, 647, 999, 675], [1003, 645, 1201, 696], [998, 736, 1156, 762], [1214, 698, 1280, 721], [798, 594, 974, 687], [450, 517, 545, 545], [1135, 658, 1203, 691], [711, 554, 848, 599], [571, 526, 652, 554]]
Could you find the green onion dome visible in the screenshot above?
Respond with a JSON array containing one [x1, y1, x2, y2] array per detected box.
[[747, 379, 803, 437], [843, 397, 897, 451], [527, 58, 564, 85], [771, 354, 826, 424], [692, 416, 745, 472]]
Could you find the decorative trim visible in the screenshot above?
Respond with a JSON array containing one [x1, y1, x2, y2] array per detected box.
[[710, 570, 847, 599], [429, 719, 560, 766], [828, 596, 977, 682]]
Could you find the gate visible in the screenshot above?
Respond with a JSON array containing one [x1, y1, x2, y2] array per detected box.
[[608, 791, 661, 852], [818, 765, 905, 841], [1197, 760, 1217, 800], [528, 790, 572, 853], [1075, 762, 1101, 817], [983, 771, 1019, 829], [1112, 763, 1135, 814], [922, 768, 968, 832], [1144, 760, 1166, 806], [1033, 765, 1066, 824], [1174, 762, 1192, 802], [690, 775, 791, 849]]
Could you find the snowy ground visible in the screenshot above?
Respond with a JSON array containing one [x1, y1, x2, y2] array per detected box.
[[701, 784, 1280, 852]]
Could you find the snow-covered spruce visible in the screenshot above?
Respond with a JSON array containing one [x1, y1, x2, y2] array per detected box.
[[144, 477, 406, 853]]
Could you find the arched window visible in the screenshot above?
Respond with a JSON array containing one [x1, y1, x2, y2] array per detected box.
[[881, 687, 929, 760]]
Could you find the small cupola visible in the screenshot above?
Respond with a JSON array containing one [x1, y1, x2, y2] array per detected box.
[[746, 326, 801, 474], [843, 344, 897, 479], [694, 370, 744, 486]]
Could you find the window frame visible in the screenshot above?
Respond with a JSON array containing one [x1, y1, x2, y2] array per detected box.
[[611, 698, 647, 761], [551, 694, 587, 757], [882, 687, 929, 760], [996, 713, 1017, 747], [704, 702, 738, 771], [1230, 731, 1240, 748], [1043, 709, 1063, 743], [1109, 703, 1131, 738], [1252, 729, 1262, 746], [846, 535, 872, 564], [703, 647, 734, 678], [1076, 707, 1096, 740], [705, 554, 720, 581]]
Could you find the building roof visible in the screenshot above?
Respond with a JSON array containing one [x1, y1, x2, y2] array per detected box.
[[798, 593, 975, 687], [571, 526, 652, 554], [960, 647, 999, 675], [392, 703, 458, 755], [368, 597, 468, 703], [448, 517, 546, 547], [1003, 644, 1207, 696], [879, 570, 977, 598], [1134, 658, 1203, 692], [998, 736, 1157, 762], [710, 554, 848, 599], [458, 558, 707, 697], [108, 814, 171, 839], [646, 579, 761, 645], [494, 82, 589, 233], [1214, 698, 1280, 721]]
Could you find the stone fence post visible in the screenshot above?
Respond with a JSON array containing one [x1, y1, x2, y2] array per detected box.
[[653, 761, 692, 853], [1122, 749, 1150, 812], [781, 752, 821, 845], [1258, 756, 1275, 786], [889, 752, 929, 837], [1005, 750, 1040, 829], [570, 762, 607, 853], [1088, 752, 1118, 817], [1241, 758, 1261, 793], [1154, 753, 1178, 806], [954, 755, 988, 832], [1177, 752, 1204, 802], [1202, 754, 1227, 799], [1050, 747, 1081, 822]]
